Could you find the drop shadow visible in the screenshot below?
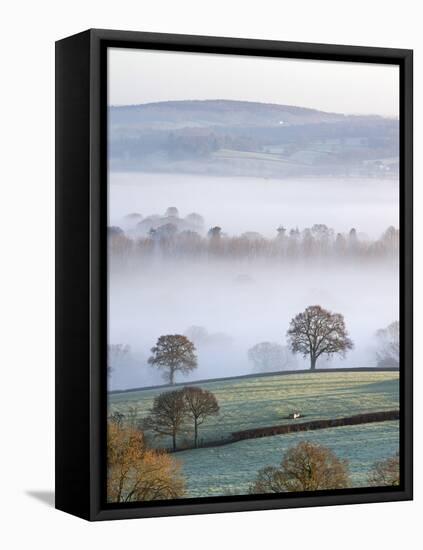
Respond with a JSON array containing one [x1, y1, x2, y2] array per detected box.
[[26, 490, 55, 508]]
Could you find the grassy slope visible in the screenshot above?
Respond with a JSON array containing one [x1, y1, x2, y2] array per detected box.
[[177, 421, 399, 497], [109, 370, 399, 448]]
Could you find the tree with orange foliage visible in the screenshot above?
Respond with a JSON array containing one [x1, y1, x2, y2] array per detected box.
[[107, 422, 185, 503]]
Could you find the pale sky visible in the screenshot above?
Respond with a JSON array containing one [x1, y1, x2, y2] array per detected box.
[[108, 47, 399, 118]]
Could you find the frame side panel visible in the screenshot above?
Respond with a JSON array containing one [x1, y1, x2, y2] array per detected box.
[[401, 50, 413, 498], [55, 31, 92, 520]]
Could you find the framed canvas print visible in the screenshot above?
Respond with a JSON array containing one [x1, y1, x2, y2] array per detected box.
[[55, 29, 413, 521]]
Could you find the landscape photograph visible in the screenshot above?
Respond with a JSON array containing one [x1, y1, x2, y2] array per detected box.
[[106, 48, 400, 503]]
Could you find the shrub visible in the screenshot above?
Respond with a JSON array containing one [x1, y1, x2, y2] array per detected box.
[[249, 441, 350, 493]]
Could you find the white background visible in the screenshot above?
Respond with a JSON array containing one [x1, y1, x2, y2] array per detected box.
[[0, 1, 420, 548]]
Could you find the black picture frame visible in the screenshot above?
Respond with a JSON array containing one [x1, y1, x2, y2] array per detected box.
[[55, 28, 413, 521]]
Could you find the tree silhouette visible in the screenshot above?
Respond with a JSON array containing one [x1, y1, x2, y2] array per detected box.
[[143, 390, 188, 451], [165, 206, 179, 218], [208, 226, 222, 239], [107, 344, 130, 377], [287, 305, 353, 370], [248, 342, 294, 373], [148, 335, 197, 385], [183, 387, 219, 448]]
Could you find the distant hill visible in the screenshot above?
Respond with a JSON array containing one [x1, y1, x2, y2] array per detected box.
[[110, 99, 355, 130], [109, 99, 399, 178]]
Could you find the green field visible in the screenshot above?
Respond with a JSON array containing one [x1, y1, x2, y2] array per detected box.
[[109, 370, 399, 448]]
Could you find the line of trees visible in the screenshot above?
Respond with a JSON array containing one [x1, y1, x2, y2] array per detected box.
[[109, 219, 399, 262]]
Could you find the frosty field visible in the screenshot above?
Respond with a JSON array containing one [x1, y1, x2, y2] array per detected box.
[[109, 371, 399, 443], [177, 421, 399, 497], [109, 370, 399, 447], [109, 370, 399, 498]]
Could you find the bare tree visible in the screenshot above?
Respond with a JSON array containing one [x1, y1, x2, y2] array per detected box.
[[108, 344, 130, 377], [248, 342, 295, 373], [367, 453, 399, 487], [143, 390, 188, 451], [249, 441, 350, 494], [375, 321, 399, 368], [183, 387, 219, 448], [148, 335, 197, 385], [287, 305, 353, 370]]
